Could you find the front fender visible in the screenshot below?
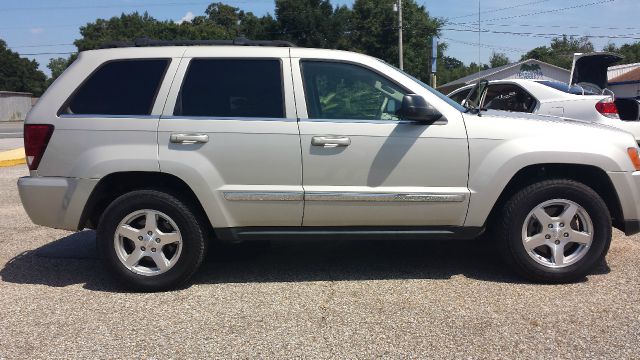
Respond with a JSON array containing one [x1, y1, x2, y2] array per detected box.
[[464, 136, 633, 227]]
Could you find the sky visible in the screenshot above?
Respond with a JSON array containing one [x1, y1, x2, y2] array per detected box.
[[0, 0, 638, 76]]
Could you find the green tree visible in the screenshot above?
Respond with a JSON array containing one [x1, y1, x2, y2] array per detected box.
[[46, 54, 77, 87], [489, 52, 510, 68], [603, 41, 640, 64], [351, 0, 442, 81], [0, 39, 47, 96], [204, 2, 278, 39], [74, 12, 228, 51], [521, 35, 594, 69], [274, 0, 351, 49]]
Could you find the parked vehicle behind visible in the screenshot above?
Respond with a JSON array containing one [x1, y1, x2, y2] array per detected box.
[[448, 53, 640, 143], [17, 39, 640, 291]]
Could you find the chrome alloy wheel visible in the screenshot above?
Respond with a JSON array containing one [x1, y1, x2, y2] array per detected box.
[[113, 209, 183, 276], [521, 199, 594, 268]]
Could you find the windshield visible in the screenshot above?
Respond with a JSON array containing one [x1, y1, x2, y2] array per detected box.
[[537, 81, 599, 95], [381, 60, 468, 112]]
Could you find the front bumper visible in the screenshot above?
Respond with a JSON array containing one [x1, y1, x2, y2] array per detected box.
[[17, 176, 98, 231], [608, 171, 640, 236]]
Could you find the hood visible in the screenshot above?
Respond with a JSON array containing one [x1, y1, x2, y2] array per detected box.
[[570, 52, 623, 90]]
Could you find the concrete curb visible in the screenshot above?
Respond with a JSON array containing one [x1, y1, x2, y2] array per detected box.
[[0, 148, 26, 167]]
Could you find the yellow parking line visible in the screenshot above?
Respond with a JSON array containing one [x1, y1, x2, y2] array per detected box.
[[0, 148, 26, 167]]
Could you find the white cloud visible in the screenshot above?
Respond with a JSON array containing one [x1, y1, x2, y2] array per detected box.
[[176, 11, 195, 24], [30, 27, 44, 35]]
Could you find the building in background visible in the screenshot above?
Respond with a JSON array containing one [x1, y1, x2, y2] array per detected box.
[[438, 59, 570, 94], [0, 91, 34, 122], [608, 63, 640, 98]]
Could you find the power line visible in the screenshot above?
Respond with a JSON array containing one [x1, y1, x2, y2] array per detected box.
[[442, 27, 640, 40], [18, 52, 77, 56], [442, 37, 528, 54], [0, 1, 224, 12], [446, 0, 552, 20], [468, 0, 616, 23], [11, 43, 75, 49], [448, 21, 640, 32]]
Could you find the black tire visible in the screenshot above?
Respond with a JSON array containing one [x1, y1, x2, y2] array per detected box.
[[97, 190, 207, 291], [495, 179, 612, 283]]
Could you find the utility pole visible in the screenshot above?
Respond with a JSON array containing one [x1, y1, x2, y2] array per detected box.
[[397, 0, 404, 70]]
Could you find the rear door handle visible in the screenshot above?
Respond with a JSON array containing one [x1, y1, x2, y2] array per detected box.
[[170, 133, 209, 144], [311, 136, 351, 147]]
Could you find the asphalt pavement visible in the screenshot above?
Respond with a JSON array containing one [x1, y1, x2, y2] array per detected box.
[[0, 164, 639, 358]]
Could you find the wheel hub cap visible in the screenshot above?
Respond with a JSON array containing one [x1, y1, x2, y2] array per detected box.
[[521, 199, 594, 268], [113, 209, 183, 276]]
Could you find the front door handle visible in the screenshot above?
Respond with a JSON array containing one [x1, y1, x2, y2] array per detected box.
[[170, 133, 209, 144], [311, 136, 351, 147]]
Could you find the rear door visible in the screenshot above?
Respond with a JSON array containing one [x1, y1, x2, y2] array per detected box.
[[158, 47, 303, 228], [291, 49, 470, 227]]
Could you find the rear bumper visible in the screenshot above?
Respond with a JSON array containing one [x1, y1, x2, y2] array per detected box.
[[17, 176, 98, 231], [608, 171, 640, 236]]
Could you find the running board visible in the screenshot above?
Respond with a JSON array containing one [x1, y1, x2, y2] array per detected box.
[[215, 226, 484, 243]]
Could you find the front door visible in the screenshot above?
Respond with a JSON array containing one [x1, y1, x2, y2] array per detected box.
[[291, 53, 470, 227]]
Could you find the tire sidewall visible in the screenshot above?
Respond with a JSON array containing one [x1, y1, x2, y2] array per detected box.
[[97, 191, 204, 291]]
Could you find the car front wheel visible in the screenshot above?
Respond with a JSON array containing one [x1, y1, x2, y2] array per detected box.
[[496, 179, 612, 283]]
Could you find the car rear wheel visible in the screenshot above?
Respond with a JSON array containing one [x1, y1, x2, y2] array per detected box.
[[97, 190, 207, 291], [496, 179, 611, 283]]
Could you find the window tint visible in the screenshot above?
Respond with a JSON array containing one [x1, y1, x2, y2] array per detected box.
[[175, 59, 284, 118], [483, 84, 537, 113], [301, 61, 407, 120], [64, 59, 169, 115], [449, 88, 472, 105]]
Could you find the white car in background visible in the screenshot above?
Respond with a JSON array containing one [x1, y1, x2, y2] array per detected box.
[[448, 53, 640, 143]]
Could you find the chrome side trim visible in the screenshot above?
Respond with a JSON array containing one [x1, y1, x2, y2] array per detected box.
[[299, 118, 448, 125], [223, 191, 303, 201], [305, 192, 466, 202], [162, 116, 297, 122], [58, 114, 160, 119]]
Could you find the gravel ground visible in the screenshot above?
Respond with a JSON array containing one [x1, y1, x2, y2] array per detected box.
[[1, 165, 639, 359]]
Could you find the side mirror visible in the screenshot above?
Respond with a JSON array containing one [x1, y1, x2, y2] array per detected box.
[[397, 94, 444, 123]]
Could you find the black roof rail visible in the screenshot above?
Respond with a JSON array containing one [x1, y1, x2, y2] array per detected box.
[[100, 37, 296, 49]]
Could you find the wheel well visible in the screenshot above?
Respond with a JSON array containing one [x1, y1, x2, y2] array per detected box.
[[486, 164, 624, 231], [79, 172, 211, 233]]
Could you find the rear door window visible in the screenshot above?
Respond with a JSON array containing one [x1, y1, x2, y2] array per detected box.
[[63, 59, 169, 116], [175, 59, 284, 118]]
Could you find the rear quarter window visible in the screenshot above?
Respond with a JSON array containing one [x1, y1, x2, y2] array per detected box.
[[61, 59, 170, 116], [174, 59, 284, 118]]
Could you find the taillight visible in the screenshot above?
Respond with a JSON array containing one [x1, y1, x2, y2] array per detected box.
[[596, 98, 619, 119], [24, 124, 54, 170]]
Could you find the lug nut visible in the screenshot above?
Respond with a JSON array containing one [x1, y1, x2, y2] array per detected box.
[[560, 223, 564, 227], [155, 238, 161, 243], [548, 224, 553, 228], [147, 231, 152, 235], [138, 236, 143, 240], [564, 233, 569, 237], [141, 246, 146, 251], [555, 240, 561, 245], [545, 234, 551, 239], [151, 248, 156, 252]]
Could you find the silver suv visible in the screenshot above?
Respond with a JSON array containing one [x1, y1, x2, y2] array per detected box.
[[18, 39, 640, 291]]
